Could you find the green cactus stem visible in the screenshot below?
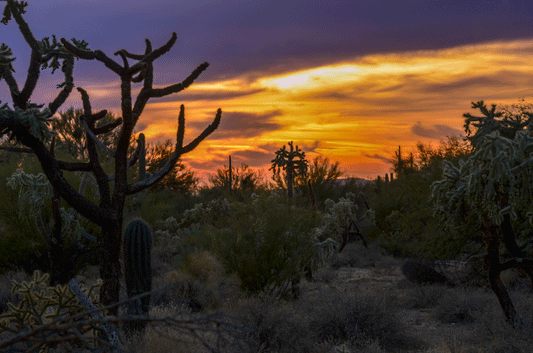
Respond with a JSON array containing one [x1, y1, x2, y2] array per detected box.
[[123, 218, 152, 337], [138, 133, 146, 182]]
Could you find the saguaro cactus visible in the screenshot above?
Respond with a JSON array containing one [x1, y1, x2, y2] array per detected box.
[[123, 218, 152, 336]]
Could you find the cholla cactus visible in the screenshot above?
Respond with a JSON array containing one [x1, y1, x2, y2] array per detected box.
[[431, 100, 533, 326], [0, 271, 103, 351], [270, 141, 308, 201]]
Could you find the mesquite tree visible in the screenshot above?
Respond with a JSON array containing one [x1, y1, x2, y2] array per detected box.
[[431, 101, 533, 326], [270, 141, 308, 201], [0, 0, 221, 313]]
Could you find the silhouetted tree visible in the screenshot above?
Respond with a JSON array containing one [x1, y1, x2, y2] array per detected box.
[[0, 0, 221, 313]]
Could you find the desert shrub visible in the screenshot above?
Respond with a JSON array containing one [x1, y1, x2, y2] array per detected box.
[[151, 252, 239, 311], [329, 243, 385, 269], [210, 196, 320, 294], [467, 291, 533, 352], [402, 283, 448, 309], [313, 266, 338, 284], [230, 297, 313, 353], [433, 287, 492, 324], [308, 291, 423, 352], [401, 259, 449, 285]]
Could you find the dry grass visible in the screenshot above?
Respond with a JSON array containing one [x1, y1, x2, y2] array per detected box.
[[2, 243, 533, 353]]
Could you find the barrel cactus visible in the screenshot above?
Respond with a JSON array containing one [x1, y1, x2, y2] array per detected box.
[[123, 218, 152, 336]]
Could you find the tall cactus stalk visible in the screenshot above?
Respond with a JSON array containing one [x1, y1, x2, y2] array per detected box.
[[123, 218, 152, 337], [137, 133, 147, 182]]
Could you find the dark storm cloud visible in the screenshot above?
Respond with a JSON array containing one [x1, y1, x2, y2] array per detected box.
[[411, 122, 464, 139], [7, 0, 533, 84], [231, 150, 274, 167], [155, 88, 265, 103], [189, 110, 283, 139], [363, 153, 391, 163], [421, 75, 516, 94]]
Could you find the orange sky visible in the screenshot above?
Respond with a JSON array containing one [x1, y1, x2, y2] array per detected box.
[[74, 38, 533, 182]]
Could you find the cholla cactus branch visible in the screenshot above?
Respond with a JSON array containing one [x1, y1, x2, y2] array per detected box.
[[69, 278, 122, 350], [48, 55, 74, 115], [127, 107, 221, 195], [60, 37, 124, 75], [82, 119, 116, 157], [149, 62, 209, 98], [124, 32, 177, 77], [113, 49, 129, 70], [93, 118, 123, 134]]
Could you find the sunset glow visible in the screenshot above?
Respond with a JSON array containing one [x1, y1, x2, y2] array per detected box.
[[3, 1, 533, 184], [130, 39, 533, 181]]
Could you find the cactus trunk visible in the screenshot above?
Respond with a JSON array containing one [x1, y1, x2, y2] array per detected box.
[[123, 218, 152, 337]]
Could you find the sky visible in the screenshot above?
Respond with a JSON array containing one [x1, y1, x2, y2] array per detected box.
[[3, 0, 533, 182]]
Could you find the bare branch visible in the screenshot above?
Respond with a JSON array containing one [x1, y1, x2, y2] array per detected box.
[[150, 62, 209, 98], [127, 107, 221, 194]]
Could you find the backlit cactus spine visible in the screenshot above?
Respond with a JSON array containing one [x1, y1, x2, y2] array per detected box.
[[123, 218, 152, 336]]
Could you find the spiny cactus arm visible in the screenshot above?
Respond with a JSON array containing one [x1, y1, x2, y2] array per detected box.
[[3, 0, 42, 107], [76, 88, 118, 158], [76, 88, 112, 206], [0, 143, 92, 170], [93, 118, 123, 134], [149, 62, 209, 98], [0, 44, 19, 97], [82, 119, 115, 157], [106, 137, 144, 182], [124, 32, 177, 77], [116, 39, 152, 61], [138, 133, 146, 181], [127, 106, 221, 195], [68, 278, 122, 350], [47, 54, 74, 115], [15, 130, 112, 225], [60, 38, 123, 75]]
